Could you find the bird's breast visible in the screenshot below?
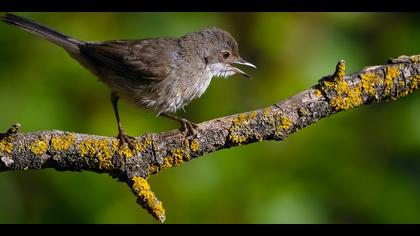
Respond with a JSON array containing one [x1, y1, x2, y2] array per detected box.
[[119, 69, 211, 114], [177, 70, 212, 107], [189, 68, 213, 99]]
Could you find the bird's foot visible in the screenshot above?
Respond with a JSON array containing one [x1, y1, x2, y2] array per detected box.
[[116, 130, 137, 150], [179, 119, 199, 137], [160, 113, 199, 137]]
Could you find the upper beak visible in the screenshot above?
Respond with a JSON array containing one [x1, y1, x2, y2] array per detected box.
[[232, 58, 257, 79], [234, 58, 257, 69]]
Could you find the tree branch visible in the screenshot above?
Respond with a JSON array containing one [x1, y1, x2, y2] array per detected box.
[[1, 55, 419, 222]]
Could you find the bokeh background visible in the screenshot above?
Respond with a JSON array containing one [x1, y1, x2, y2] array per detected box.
[[1, 12, 420, 223]]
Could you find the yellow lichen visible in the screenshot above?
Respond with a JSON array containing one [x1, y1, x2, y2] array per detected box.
[[262, 107, 277, 130], [326, 81, 362, 110], [229, 111, 258, 145], [298, 107, 310, 116], [231, 112, 257, 126], [273, 114, 293, 137], [160, 148, 189, 171], [160, 158, 173, 170], [319, 59, 418, 111], [321, 61, 364, 111], [359, 72, 380, 96], [338, 79, 349, 92], [410, 75, 420, 90], [230, 135, 247, 144], [111, 139, 134, 158], [263, 108, 271, 117], [328, 82, 363, 110], [0, 137, 13, 154], [173, 148, 188, 162], [110, 137, 152, 158], [314, 89, 322, 96], [29, 139, 48, 155], [410, 55, 419, 64], [51, 134, 75, 151], [111, 139, 119, 151], [398, 80, 405, 87], [190, 140, 200, 152], [278, 115, 292, 130], [119, 145, 134, 158], [135, 137, 152, 153], [131, 176, 165, 223], [79, 139, 113, 170], [332, 60, 346, 82], [0, 125, 18, 159], [396, 79, 406, 98], [148, 165, 159, 176], [8, 124, 20, 134], [322, 80, 335, 88], [384, 65, 400, 96], [397, 75, 420, 97]]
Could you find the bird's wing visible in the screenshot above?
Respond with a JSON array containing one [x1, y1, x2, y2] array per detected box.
[[79, 39, 179, 81]]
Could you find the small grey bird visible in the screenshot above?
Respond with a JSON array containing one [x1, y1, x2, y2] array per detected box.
[[1, 13, 256, 146]]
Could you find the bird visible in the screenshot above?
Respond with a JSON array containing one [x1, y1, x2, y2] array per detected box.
[[1, 13, 256, 147]]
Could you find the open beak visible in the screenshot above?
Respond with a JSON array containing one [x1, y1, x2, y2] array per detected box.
[[232, 58, 257, 79]]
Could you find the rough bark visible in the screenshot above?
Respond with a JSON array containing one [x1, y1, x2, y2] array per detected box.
[[1, 55, 419, 222]]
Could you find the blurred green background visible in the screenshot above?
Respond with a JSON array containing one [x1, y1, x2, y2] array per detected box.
[[1, 12, 420, 223]]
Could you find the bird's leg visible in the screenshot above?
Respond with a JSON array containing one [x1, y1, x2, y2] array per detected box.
[[111, 92, 136, 149], [161, 113, 198, 136]]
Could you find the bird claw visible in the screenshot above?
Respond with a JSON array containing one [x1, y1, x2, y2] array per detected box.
[[180, 120, 199, 137], [160, 113, 199, 137], [116, 132, 137, 150]]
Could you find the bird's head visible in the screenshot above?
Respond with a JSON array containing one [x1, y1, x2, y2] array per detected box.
[[185, 28, 256, 78]]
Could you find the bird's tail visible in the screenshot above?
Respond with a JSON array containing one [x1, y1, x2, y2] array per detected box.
[[1, 13, 82, 54]]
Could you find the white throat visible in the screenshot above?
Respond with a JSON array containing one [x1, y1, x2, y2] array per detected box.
[[209, 63, 235, 78]]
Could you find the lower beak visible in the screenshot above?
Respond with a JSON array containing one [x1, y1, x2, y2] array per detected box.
[[232, 58, 257, 79]]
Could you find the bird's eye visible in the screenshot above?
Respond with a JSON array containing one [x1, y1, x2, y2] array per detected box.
[[222, 51, 230, 59]]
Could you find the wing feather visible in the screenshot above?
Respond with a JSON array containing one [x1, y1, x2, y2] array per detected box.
[[79, 38, 179, 81]]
